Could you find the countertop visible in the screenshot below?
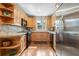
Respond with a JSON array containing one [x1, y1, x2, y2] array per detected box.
[[32, 30, 56, 34]]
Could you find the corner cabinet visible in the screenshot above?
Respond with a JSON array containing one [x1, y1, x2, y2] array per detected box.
[[0, 24, 27, 56], [0, 35, 27, 56], [0, 3, 14, 24]]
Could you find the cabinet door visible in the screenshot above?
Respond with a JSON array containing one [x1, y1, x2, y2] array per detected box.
[[41, 32, 50, 41], [27, 16, 36, 28], [31, 32, 40, 41], [31, 32, 50, 41]]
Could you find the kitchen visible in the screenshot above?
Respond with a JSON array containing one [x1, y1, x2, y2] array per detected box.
[[0, 3, 79, 56]]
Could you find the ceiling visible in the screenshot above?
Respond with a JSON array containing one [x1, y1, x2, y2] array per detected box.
[[17, 3, 60, 16], [55, 3, 79, 16], [58, 3, 79, 10], [17, 3, 79, 16]]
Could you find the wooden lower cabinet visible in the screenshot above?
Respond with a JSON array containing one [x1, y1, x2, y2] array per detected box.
[[31, 32, 50, 42], [0, 35, 27, 56]]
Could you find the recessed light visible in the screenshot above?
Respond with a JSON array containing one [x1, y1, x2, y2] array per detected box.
[[38, 9, 41, 12], [56, 4, 59, 8]]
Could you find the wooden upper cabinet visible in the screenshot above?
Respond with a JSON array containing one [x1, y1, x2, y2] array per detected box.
[[51, 16, 56, 27], [46, 16, 56, 28], [14, 5, 28, 25], [47, 16, 52, 28], [27, 16, 36, 28]]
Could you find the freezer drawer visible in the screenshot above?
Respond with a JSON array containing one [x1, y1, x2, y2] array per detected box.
[[63, 33, 79, 48]]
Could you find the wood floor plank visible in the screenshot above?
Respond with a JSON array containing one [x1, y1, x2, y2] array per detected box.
[[21, 42, 56, 56]]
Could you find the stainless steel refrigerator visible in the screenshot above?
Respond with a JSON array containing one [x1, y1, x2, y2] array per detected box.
[[56, 16, 79, 56]]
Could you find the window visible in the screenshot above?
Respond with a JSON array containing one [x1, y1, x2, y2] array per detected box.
[[36, 16, 47, 30]]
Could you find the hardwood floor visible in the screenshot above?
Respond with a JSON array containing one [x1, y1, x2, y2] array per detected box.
[[20, 42, 56, 56]]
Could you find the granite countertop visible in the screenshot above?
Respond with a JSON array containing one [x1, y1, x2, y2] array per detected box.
[[0, 24, 28, 38], [32, 30, 56, 34], [48, 31, 56, 34], [0, 31, 27, 38]]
